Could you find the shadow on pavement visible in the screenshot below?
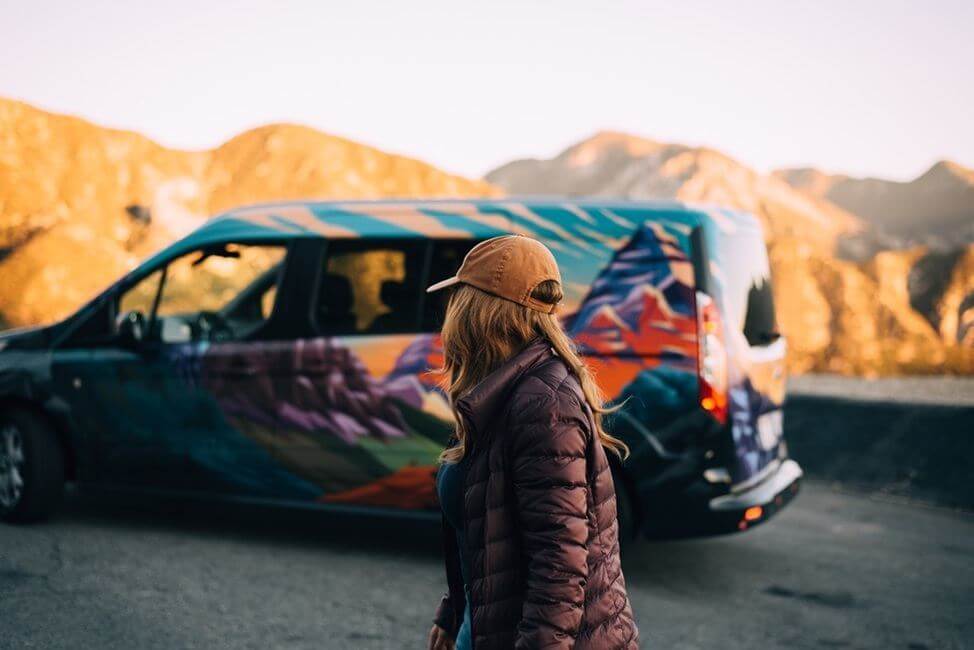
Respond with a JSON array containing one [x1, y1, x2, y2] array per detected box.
[[57, 486, 445, 560], [51, 485, 787, 591]]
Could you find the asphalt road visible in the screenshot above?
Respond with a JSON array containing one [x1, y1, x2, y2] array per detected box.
[[1, 483, 972, 650]]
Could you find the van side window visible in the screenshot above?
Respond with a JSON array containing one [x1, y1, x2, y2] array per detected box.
[[422, 240, 480, 331], [151, 243, 286, 343], [316, 240, 425, 335]]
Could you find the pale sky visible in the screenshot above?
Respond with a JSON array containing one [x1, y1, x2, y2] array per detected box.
[[2, 0, 971, 181]]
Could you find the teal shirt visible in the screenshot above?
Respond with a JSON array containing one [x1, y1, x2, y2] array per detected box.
[[436, 458, 472, 649]]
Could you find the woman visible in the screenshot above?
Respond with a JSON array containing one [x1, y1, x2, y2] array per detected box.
[[426, 235, 639, 650]]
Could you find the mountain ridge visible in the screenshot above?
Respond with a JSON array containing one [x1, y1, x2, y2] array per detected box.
[[487, 132, 973, 375], [774, 159, 974, 248], [488, 130, 863, 249], [1, 101, 970, 375], [0, 98, 496, 326]]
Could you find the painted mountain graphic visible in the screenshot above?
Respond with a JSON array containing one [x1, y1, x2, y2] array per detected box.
[[382, 334, 455, 427], [189, 337, 451, 501], [566, 222, 698, 396], [385, 334, 444, 394], [568, 224, 696, 355], [573, 283, 696, 359], [200, 338, 410, 446]]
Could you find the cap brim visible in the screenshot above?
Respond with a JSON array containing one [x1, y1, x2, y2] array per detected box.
[[426, 276, 461, 293]]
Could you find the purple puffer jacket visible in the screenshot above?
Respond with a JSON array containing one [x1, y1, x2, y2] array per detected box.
[[434, 337, 639, 649]]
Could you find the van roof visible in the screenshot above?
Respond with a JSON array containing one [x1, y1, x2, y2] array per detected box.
[[185, 198, 760, 248]]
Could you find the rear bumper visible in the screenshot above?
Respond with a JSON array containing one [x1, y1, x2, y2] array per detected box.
[[708, 459, 803, 531], [638, 456, 803, 539]]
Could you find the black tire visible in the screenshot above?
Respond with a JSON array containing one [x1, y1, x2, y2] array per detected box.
[[611, 464, 636, 546], [0, 408, 65, 523]]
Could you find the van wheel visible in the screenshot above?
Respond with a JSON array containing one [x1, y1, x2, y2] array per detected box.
[[0, 409, 65, 523], [611, 464, 636, 546]]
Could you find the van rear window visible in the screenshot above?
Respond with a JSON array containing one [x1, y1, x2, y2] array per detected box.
[[717, 230, 778, 346]]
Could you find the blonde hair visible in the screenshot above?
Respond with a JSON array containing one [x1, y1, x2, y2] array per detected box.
[[438, 280, 629, 464]]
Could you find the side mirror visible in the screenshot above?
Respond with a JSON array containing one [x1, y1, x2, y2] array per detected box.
[[116, 310, 147, 345]]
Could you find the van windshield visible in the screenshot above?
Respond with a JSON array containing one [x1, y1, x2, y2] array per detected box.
[[718, 228, 778, 347]]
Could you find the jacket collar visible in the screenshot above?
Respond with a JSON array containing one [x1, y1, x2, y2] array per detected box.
[[454, 336, 553, 438]]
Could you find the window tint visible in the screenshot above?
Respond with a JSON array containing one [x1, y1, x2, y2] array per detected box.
[[422, 239, 480, 331], [153, 243, 287, 343], [717, 230, 778, 346], [316, 240, 425, 335]]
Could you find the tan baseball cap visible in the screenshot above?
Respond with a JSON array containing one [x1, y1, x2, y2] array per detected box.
[[426, 235, 562, 313]]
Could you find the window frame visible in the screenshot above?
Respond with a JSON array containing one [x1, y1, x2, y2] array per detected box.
[[421, 238, 484, 333]]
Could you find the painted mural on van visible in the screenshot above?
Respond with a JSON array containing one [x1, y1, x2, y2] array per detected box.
[[0, 198, 796, 535], [136, 201, 741, 510]]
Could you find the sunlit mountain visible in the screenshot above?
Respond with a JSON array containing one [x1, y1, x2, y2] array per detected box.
[[487, 132, 973, 375], [776, 160, 974, 248], [0, 98, 496, 327], [0, 101, 969, 375]]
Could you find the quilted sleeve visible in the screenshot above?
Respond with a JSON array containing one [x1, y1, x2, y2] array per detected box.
[[509, 389, 590, 649]]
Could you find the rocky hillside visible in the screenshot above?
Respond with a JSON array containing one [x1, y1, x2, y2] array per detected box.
[[776, 161, 974, 249], [487, 132, 973, 375], [0, 99, 496, 326], [1, 104, 969, 376], [490, 131, 862, 249], [778, 161, 974, 352]]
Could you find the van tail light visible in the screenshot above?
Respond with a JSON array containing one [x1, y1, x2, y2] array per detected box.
[[696, 291, 728, 424]]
